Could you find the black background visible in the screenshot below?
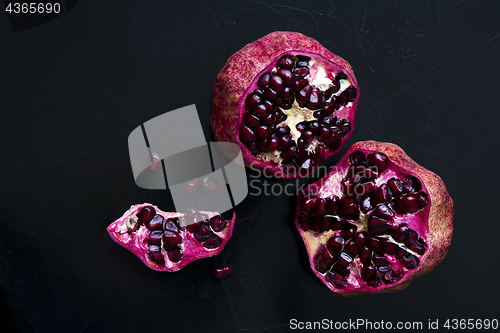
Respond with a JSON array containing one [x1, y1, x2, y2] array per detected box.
[[1, 1, 499, 332]]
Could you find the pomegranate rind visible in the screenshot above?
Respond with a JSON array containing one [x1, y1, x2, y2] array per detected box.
[[295, 141, 454, 296], [107, 203, 236, 272], [211, 31, 359, 179]]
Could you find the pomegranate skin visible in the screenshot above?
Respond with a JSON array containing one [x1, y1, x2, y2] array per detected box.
[[295, 141, 454, 296], [107, 203, 236, 272], [211, 31, 359, 179]]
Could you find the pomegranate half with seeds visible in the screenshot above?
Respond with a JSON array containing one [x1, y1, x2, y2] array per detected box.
[[295, 141, 453, 296], [107, 203, 235, 271], [211, 31, 359, 179]]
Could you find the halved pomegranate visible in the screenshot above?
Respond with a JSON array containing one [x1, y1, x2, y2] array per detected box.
[[211, 31, 359, 179], [295, 141, 454, 296], [107, 203, 235, 271]]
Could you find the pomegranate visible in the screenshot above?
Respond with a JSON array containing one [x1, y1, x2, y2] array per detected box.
[[294, 141, 453, 296], [211, 31, 359, 179], [107, 203, 235, 271]]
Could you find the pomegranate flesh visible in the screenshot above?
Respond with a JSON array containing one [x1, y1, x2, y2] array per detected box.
[[107, 203, 235, 272], [211, 31, 359, 179], [295, 141, 453, 296]]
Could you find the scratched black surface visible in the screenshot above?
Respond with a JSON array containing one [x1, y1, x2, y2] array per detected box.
[[1, 1, 499, 332]]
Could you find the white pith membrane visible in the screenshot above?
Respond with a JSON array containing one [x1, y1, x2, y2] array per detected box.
[[298, 152, 430, 291], [107, 204, 233, 271], [246, 56, 355, 167]]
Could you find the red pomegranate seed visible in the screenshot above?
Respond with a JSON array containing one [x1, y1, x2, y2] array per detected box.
[[387, 178, 404, 196], [204, 234, 222, 249], [307, 88, 325, 110], [277, 54, 294, 69], [137, 206, 156, 225], [164, 218, 180, 233], [242, 113, 260, 128], [194, 223, 212, 242], [146, 215, 164, 231], [298, 214, 311, 231], [211, 264, 233, 279], [367, 152, 389, 173], [167, 247, 183, 262], [269, 73, 284, 92], [148, 230, 163, 245], [209, 215, 227, 232], [245, 92, 263, 109], [239, 125, 256, 143], [277, 69, 293, 86], [255, 125, 272, 139], [257, 72, 271, 90], [163, 231, 182, 251]]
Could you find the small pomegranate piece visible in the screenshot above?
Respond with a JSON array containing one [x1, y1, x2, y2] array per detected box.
[[294, 141, 454, 296], [107, 203, 236, 272], [211, 265, 233, 279], [211, 31, 359, 179]]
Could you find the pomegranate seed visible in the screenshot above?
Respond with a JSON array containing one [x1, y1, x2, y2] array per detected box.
[[346, 86, 358, 102], [328, 196, 340, 215], [367, 152, 389, 173], [359, 246, 372, 263], [336, 72, 347, 80], [323, 103, 334, 116], [187, 221, 201, 234], [148, 230, 163, 245], [209, 215, 227, 232], [324, 87, 334, 101], [344, 240, 358, 256], [211, 265, 233, 279], [374, 184, 392, 204], [239, 125, 256, 143], [340, 225, 357, 239], [249, 104, 267, 119], [320, 217, 332, 232], [314, 247, 336, 273], [416, 192, 429, 209], [261, 113, 275, 127], [278, 135, 292, 149], [280, 86, 294, 102], [194, 223, 212, 242], [325, 271, 343, 282], [353, 232, 368, 247], [382, 239, 398, 255], [310, 217, 320, 233], [297, 138, 307, 150], [298, 214, 311, 231], [267, 136, 279, 151], [367, 237, 383, 253], [360, 196, 374, 214], [387, 178, 404, 196], [264, 87, 279, 101], [269, 73, 284, 92], [355, 180, 375, 198], [314, 145, 325, 163], [295, 55, 310, 66], [163, 230, 182, 251], [313, 110, 323, 119], [307, 88, 325, 110], [164, 218, 180, 233], [296, 122, 306, 133], [315, 198, 329, 216], [372, 253, 389, 267], [293, 78, 308, 92], [277, 69, 293, 86], [372, 204, 395, 221], [281, 146, 297, 160], [307, 121, 320, 134], [403, 175, 422, 193], [410, 238, 427, 255], [242, 113, 260, 128], [146, 214, 164, 231], [339, 92, 348, 107], [361, 265, 377, 280], [326, 236, 344, 253], [405, 230, 418, 248], [379, 266, 396, 284], [137, 206, 156, 225], [332, 263, 350, 276], [167, 247, 183, 262], [247, 142, 260, 154], [402, 194, 419, 213], [204, 234, 222, 249], [339, 197, 359, 219], [257, 72, 271, 90], [245, 92, 263, 109], [275, 126, 290, 136], [297, 85, 312, 105], [349, 151, 366, 164], [330, 78, 341, 94], [392, 224, 409, 243], [302, 130, 313, 141], [147, 249, 165, 265], [317, 125, 330, 141], [337, 252, 353, 267], [277, 54, 294, 69], [300, 195, 319, 215], [255, 125, 272, 139], [293, 67, 309, 77]]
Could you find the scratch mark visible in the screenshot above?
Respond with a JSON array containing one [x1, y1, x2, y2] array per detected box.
[[436, 0, 444, 32], [102, 90, 123, 106], [371, 62, 442, 110], [19, 226, 55, 247], [204, 0, 222, 35], [360, 5, 367, 31], [275, 4, 319, 33], [391, 25, 409, 34], [481, 33, 500, 46], [440, 0, 464, 14], [44, 267, 66, 273], [167, 11, 177, 26], [418, 148, 477, 167], [221, 279, 239, 327], [371, 36, 380, 48], [78, 287, 109, 333], [28, 146, 104, 174], [134, 5, 139, 23], [147, 51, 159, 59], [393, 0, 398, 15], [349, 6, 356, 32], [259, 1, 299, 25], [155, 290, 171, 296], [328, 0, 336, 10]]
